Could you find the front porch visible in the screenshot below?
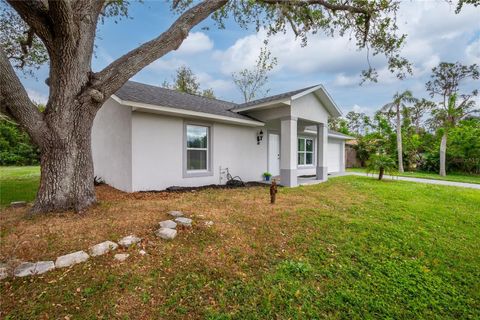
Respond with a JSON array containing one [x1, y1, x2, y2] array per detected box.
[[270, 118, 329, 187]]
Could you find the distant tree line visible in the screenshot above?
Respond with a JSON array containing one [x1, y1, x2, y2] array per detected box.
[[0, 116, 39, 165], [330, 62, 479, 176]]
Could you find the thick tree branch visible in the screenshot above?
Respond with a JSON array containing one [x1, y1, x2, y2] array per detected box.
[[94, 0, 228, 99], [259, 0, 371, 15], [48, 0, 75, 38], [0, 45, 49, 147], [6, 0, 53, 48]]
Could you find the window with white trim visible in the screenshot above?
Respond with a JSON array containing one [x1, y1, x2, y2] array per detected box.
[[298, 137, 314, 166], [186, 125, 209, 171]]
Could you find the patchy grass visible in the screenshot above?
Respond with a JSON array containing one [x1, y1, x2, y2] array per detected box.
[[0, 166, 40, 207], [347, 167, 480, 184], [0, 175, 479, 319]]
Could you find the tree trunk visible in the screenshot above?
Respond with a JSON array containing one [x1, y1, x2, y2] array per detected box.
[[378, 167, 384, 180], [439, 132, 447, 177], [396, 104, 404, 173], [31, 115, 97, 214]]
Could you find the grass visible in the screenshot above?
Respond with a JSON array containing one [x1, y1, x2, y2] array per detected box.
[[347, 167, 480, 184], [0, 168, 479, 319], [0, 166, 40, 207]]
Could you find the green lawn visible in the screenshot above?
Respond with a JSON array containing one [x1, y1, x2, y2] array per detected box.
[[0, 166, 40, 207], [0, 170, 479, 319], [347, 167, 480, 184]]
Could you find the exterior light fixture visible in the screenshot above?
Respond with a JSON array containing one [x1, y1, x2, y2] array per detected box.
[[257, 129, 264, 145]]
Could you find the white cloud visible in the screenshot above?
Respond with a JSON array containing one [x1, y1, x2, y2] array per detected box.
[[176, 32, 214, 55], [213, 0, 479, 87], [27, 89, 48, 104], [214, 29, 368, 76], [146, 57, 187, 72], [465, 38, 480, 65], [333, 73, 359, 87]]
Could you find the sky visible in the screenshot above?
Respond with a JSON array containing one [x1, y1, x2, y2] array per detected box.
[[21, 0, 480, 116]]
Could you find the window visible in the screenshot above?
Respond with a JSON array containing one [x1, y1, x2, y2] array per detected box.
[[298, 137, 314, 166], [186, 125, 209, 171]]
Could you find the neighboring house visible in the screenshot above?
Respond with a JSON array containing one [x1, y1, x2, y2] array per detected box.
[[92, 81, 353, 192]]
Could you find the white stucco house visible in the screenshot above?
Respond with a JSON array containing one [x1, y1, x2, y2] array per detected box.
[[92, 81, 353, 192]]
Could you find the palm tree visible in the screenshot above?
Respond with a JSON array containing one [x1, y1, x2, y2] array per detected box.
[[429, 94, 478, 176], [426, 62, 479, 177], [366, 154, 397, 180], [381, 91, 416, 173]]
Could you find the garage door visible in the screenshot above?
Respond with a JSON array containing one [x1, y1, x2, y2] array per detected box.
[[327, 140, 341, 173]]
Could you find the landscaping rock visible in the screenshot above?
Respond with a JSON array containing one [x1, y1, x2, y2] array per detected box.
[[0, 263, 9, 280], [10, 201, 27, 208], [175, 217, 192, 227], [118, 235, 141, 248], [159, 220, 177, 229], [139, 250, 147, 256], [155, 228, 177, 240], [114, 253, 129, 262], [14, 261, 55, 277], [55, 251, 89, 268], [89, 241, 118, 257], [168, 210, 184, 218]]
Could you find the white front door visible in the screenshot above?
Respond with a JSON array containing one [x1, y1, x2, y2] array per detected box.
[[268, 133, 280, 176]]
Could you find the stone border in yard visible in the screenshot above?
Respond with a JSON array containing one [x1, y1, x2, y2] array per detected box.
[[0, 211, 196, 280]]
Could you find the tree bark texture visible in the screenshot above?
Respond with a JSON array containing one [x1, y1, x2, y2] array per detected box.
[[396, 104, 404, 173], [32, 114, 97, 213], [439, 132, 447, 177]]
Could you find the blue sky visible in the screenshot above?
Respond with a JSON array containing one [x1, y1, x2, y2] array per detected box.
[[22, 0, 480, 116]]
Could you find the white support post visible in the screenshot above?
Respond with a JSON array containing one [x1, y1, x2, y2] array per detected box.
[[316, 123, 328, 180], [280, 117, 298, 187]]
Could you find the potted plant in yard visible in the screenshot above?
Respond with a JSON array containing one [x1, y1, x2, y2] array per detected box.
[[366, 154, 397, 180], [263, 172, 272, 181]]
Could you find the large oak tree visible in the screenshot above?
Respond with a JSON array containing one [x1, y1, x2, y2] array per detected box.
[[0, 0, 466, 214]]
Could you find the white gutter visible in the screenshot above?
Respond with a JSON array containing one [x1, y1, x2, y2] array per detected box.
[[303, 129, 354, 140], [230, 98, 290, 113], [111, 95, 265, 127]]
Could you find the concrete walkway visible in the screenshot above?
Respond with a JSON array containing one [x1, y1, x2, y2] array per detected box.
[[347, 172, 480, 190]]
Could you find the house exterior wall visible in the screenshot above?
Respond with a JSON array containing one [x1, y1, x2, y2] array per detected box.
[[131, 111, 267, 191], [291, 94, 329, 123], [92, 98, 133, 192]]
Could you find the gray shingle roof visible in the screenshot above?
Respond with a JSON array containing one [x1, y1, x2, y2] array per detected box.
[[232, 85, 319, 110], [328, 130, 355, 139], [115, 81, 256, 121]]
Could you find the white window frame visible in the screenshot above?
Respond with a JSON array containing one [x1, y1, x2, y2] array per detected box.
[[297, 136, 315, 167], [183, 122, 213, 178]]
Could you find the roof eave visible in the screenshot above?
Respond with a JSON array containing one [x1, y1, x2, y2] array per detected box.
[[111, 95, 265, 127], [231, 98, 291, 113]]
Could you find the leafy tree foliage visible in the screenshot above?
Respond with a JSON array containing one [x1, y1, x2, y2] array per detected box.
[[0, 117, 39, 165], [332, 62, 479, 176], [381, 90, 416, 172], [232, 47, 277, 102], [163, 65, 216, 98], [366, 153, 396, 180], [426, 62, 479, 176]]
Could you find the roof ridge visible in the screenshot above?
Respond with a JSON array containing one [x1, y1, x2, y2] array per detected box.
[[126, 80, 237, 107], [231, 84, 321, 110]]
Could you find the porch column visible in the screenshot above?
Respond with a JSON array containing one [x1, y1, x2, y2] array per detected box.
[[280, 117, 298, 187], [339, 141, 346, 173], [316, 123, 328, 180]]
